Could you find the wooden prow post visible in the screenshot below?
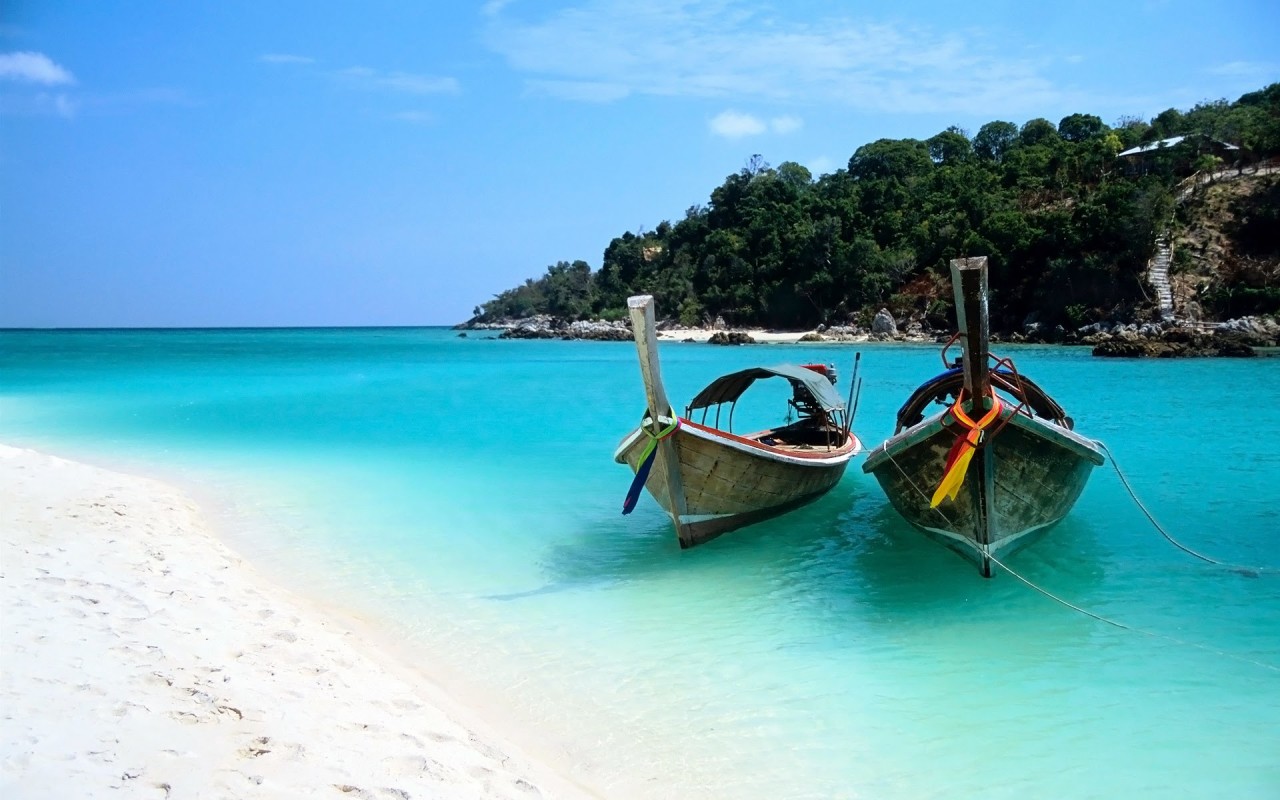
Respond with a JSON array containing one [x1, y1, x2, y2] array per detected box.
[[950, 256, 995, 574], [626, 295, 692, 546], [627, 295, 674, 424], [950, 257, 992, 410]]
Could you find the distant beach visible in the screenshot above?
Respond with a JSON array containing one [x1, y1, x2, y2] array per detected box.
[[0, 445, 595, 800], [656, 326, 820, 343]]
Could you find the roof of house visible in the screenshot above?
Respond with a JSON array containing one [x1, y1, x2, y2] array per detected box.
[[1117, 134, 1240, 158]]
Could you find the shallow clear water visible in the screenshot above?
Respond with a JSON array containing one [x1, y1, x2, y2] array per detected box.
[[3, 328, 1278, 798]]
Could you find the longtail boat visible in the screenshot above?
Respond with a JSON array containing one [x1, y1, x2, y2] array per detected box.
[[615, 295, 862, 547], [862, 257, 1105, 576]]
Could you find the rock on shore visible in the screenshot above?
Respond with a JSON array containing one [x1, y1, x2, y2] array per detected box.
[[1082, 316, 1278, 358], [489, 315, 633, 341], [707, 331, 756, 345]]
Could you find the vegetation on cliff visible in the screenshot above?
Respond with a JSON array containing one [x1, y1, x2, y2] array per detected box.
[[472, 84, 1280, 332]]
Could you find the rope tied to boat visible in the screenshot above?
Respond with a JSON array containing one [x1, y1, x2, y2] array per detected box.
[[881, 446, 1279, 673], [1098, 440, 1277, 576], [930, 390, 1004, 508], [986, 551, 1279, 673], [621, 412, 681, 515]]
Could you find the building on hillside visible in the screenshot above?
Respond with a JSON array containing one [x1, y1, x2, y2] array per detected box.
[[1117, 134, 1241, 175]]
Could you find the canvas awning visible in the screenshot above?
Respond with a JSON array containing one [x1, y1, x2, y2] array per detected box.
[[687, 364, 845, 413]]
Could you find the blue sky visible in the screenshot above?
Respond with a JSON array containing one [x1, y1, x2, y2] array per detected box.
[[1, 1, 1276, 327]]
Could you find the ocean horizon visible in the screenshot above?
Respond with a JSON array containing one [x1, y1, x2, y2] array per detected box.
[[3, 326, 1277, 798]]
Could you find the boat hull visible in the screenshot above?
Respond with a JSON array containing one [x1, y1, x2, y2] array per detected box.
[[862, 409, 1104, 575], [615, 420, 858, 547]]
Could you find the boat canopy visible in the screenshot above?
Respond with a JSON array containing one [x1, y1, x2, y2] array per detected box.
[[687, 364, 845, 413]]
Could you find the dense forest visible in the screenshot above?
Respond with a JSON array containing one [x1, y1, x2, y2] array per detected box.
[[471, 84, 1280, 332]]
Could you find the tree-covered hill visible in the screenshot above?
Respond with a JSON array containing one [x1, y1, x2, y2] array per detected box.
[[470, 84, 1280, 333]]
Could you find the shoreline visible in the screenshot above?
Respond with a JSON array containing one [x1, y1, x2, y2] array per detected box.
[[466, 321, 1280, 356], [656, 326, 823, 344], [0, 444, 599, 799]]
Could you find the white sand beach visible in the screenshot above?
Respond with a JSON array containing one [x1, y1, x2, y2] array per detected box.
[[0, 445, 597, 800], [655, 327, 816, 343], [653, 327, 931, 344]]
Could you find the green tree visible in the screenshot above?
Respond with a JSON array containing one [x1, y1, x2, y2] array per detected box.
[[1019, 118, 1060, 147], [473, 82, 1279, 332], [927, 127, 973, 165], [1058, 113, 1105, 142], [973, 121, 1018, 162], [848, 138, 933, 182]]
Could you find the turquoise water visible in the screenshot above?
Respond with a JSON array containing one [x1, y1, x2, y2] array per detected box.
[[2, 328, 1278, 799]]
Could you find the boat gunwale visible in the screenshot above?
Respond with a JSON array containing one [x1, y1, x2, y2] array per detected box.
[[862, 403, 1104, 473], [614, 417, 861, 468]]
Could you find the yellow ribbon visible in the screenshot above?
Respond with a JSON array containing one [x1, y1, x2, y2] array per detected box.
[[929, 391, 1004, 508]]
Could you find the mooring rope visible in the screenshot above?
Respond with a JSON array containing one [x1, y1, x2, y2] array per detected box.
[[987, 551, 1280, 673], [878, 445, 1280, 673], [882, 445, 955, 529], [1097, 440, 1276, 575]]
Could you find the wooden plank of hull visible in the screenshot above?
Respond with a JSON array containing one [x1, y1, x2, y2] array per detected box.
[[617, 426, 853, 547], [863, 411, 1102, 574]]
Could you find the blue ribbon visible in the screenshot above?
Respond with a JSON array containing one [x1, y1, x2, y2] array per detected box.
[[621, 414, 680, 515]]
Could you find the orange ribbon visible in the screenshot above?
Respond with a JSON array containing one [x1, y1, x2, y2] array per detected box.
[[929, 391, 1004, 508]]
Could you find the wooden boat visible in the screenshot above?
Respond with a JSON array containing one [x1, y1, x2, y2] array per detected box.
[[615, 295, 862, 547], [862, 257, 1105, 576]]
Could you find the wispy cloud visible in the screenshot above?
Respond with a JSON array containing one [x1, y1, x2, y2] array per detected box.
[[482, 0, 1063, 112], [0, 51, 75, 85], [526, 79, 628, 102], [91, 87, 193, 109], [337, 66, 460, 95], [710, 110, 765, 138], [0, 92, 75, 118], [771, 114, 802, 134], [708, 110, 803, 138], [482, 0, 516, 17], [1208, 60, 1276, 79], [0, 51, 76, 118], [392, 110, 437, 124], [260, 53, 315, 65]]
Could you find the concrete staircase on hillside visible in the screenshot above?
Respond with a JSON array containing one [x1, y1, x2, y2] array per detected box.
[[1148, 236, 1174, 321]]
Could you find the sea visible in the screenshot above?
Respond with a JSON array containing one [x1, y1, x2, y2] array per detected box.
[[2, 327, 1278, 799]]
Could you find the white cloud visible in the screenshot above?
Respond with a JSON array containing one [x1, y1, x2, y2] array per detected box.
[[709, 111, 803, 138], [337, 66, 459, 95], [54, 94, 76, 117], [1208, 60, 1276, 79], [260, 53, 315, 65], [482, 0, 516, 16], [482, 1, 1064, 113], [771, 115, 802, 134], [0, 51, 75, 85], [0, 91, 76, 117], [710, 110, 766, 138], [380, 72, 461, 94], [525, 79, 629, 102]]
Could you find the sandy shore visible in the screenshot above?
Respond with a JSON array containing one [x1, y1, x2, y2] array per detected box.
[[0, 445, 597, 800], [654, 327, 816, 343]]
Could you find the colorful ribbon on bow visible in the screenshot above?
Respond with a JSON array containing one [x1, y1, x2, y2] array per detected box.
[[622, 412, 681, 515], [929, 391, 1004, 508]]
